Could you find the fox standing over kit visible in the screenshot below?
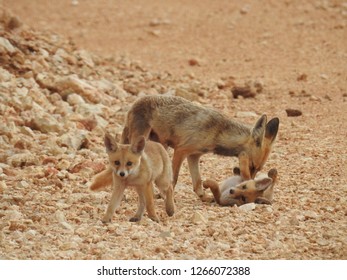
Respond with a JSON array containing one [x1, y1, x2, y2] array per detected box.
[[120, 95, 279, 198]]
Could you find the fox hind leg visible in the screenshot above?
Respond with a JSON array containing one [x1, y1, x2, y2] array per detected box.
[[143, 182, 159, 222], [187, 154, 205, 198], [172, 148, 187, 188], [155, 175, 175, 217]]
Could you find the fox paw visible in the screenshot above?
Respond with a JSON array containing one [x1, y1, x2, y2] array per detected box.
[[149, 215, 160, 223], [129, 216, 141, 222], [102, 216, 112, 223]]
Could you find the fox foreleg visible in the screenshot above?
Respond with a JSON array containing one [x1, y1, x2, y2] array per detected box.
[[102, 181, 126, 223]]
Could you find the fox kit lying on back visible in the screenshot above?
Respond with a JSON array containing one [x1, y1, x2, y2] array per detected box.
[[121, 95, 279, 198], [203, 167, 278, 206], [90, 133, 175, 223]]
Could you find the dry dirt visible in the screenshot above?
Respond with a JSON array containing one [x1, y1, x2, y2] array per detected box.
[[1, 0, 346, 260]]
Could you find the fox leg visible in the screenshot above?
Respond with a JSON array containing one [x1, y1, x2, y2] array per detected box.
[[172, 149, 187, 188], [144, 182, 159, 222], [89, 167, 113, 191], [238, 151, 251, 180], [129, 187, 146, 222], [202, 179, 221, 204], [164, 184, 175, 217], [102, 180, 126, 223], [187, 154, 204, 198], [155, 175, 175, 217]]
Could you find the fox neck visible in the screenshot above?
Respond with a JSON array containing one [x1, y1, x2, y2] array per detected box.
[[213, 122, 251, 157]]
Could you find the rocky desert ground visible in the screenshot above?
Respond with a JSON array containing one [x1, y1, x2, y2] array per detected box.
[[0, 0, 346, 259]]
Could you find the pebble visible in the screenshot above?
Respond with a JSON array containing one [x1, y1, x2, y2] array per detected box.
[[238, 203, 256, 212], [192, 211, 208, 224], [285, 108, 302, 117]]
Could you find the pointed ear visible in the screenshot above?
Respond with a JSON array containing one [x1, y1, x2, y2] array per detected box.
[[104, 132, 118, 152], [251, 114, 267, 147], [255, 177, 273, 191], [254, 197, 272, 205], [131, 136, 146, 154], [267, 168, 278, 182], [265, 117, 279, 143], [233, 167, 241, 175]]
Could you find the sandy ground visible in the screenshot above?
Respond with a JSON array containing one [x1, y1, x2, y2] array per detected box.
[[1, 0, 346, 259]]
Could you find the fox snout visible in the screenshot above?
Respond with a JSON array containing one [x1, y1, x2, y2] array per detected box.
[[116, 170, 130, 178]]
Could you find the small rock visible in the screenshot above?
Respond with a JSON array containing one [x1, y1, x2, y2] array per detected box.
[[309, 95, 321, 102], [5, 209, 23, 220], [29, 114, 62, 133], [55, 210, 74, 231], [285, 109, 302, 117], [7, 152, 39, 167], [188, 58, 202, 66], [0, 37, 16, 54], [240, 5, 251, 14], [67, 93, 85, 105], [159, 231, 173, 238], [174, 88, 199, 101], [6, 16, 22, 30], [192, 211, 207, 224], [236, 111, 258, 118], [303, 210, 318, 220], [238, 203, 256, 211], [0, 181, 6, 194], [58, 130, 88, 150], [297, 73, 308, 81], [69, 161, 105, 174], [17, 180, 29, 188], [231, 86, 256, 99]]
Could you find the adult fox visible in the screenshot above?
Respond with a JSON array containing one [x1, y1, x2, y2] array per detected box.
[[121, 95, 279, 198], [94, 95, 279, 198]]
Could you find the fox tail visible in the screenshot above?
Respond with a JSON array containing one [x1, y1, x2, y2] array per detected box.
[[89, 167, 113, 191]]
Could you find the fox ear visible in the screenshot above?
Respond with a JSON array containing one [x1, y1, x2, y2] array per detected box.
[[267, 168, 278, 182], [233, 167, 241, 175], [251, 114, 267, 147], [104, 132, 118, 152], [131, 136, 146, 154], [265, 117, 279, 143], [255, 177, 273, 191]]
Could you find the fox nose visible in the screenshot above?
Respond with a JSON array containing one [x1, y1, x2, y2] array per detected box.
[[119, 171, 125, 177]]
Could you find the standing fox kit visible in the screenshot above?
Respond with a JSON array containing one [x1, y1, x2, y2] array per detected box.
[[121, 95, 279, 198], [90, 133, 175, 223], [203, 167, 278, 206]]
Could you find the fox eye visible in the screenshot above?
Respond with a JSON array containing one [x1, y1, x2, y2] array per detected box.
[[242, 185, 247, 190], [126, 161, 132, 166], [240, 195, 246, 202], [114, 160, 120, 165]]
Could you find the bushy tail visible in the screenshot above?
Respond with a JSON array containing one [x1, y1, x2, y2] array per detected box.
[[203, 179, 221, 205], [89, 167, 113, 191]]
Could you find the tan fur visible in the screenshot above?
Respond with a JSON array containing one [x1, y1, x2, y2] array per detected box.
[[90, 133, 175, 223], [203, 168, 278, 206], [121, 95, 279, 198]]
